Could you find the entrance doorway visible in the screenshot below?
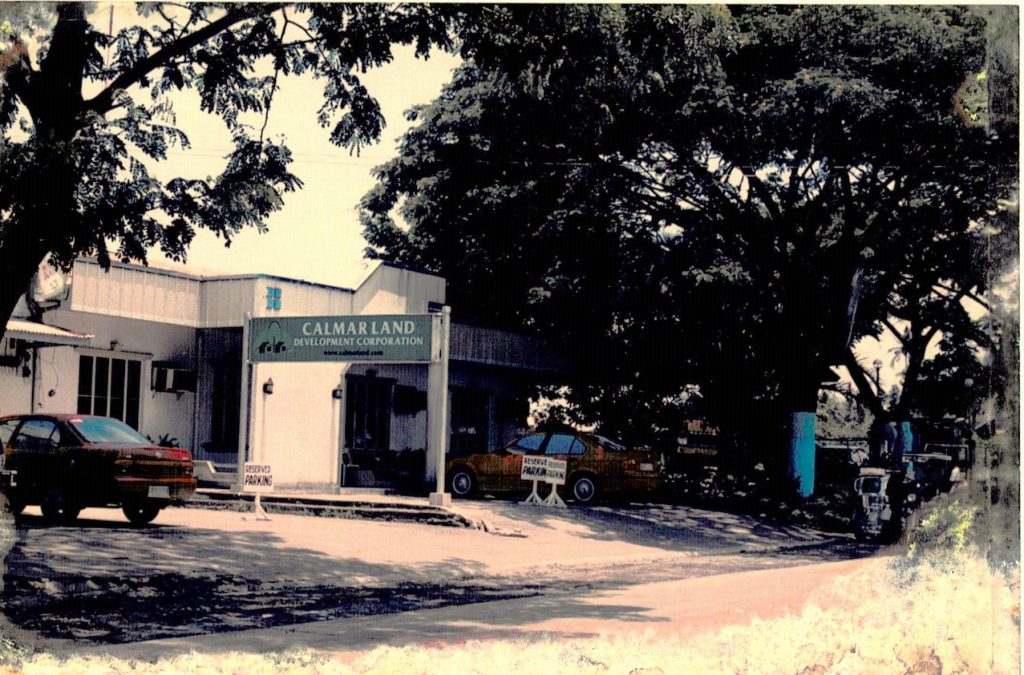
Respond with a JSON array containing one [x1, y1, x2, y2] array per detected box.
[[343, 372, 395, 487]]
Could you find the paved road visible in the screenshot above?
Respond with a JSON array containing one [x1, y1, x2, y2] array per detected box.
[[72, 557, 878, 662], [1, 501, 878, 654]]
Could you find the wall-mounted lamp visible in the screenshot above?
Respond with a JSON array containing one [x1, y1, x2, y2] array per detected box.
[[110, 340, 119, 351], [262, 378, 274, 395], [332, 385, 344, 400]]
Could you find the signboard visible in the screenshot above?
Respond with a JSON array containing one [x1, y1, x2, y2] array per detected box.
[[248, 315, 433, 363], [545, 458, 567, 486], [520, 456, 567, 486], [521, 456, 549, 482], [24, 254, 72, 315], [242, 463, 274, 493]]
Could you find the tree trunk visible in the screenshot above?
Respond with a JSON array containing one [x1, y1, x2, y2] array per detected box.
[[785, 410, 816, 498], [842, 347, 891, 463]]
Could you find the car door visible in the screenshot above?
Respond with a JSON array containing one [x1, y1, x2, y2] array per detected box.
[[9, 418, 63, 494], [0, 418, 20, 473]]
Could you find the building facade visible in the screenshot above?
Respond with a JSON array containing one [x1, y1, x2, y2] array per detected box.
[[0, 258, 564, 493]]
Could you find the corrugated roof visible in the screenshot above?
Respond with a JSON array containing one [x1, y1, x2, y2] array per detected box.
[[3, 319, 93, 347]]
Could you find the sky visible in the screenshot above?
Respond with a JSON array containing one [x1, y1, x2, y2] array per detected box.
[[98, 4, 462, 289]]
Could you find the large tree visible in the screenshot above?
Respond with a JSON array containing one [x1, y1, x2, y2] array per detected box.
[[0, 2, 464, 329], [362, 5, 1016, 492]]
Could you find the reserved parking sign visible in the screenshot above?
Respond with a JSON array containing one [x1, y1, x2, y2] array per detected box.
[[243, 463, 274, 493], [520, 456, 567, 486]]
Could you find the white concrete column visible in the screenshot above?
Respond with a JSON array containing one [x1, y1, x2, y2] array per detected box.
[[235, 313, 252, 492], [428, 306, 451, 506], [329, 370, 345, 490]]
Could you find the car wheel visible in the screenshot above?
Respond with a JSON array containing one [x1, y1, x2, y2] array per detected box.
[[449, 469, 476, 498], [123, 501, 162, 526], [41, 488, 80, 525], [3, 494, 25, 516], [571, 475, 599, 504]]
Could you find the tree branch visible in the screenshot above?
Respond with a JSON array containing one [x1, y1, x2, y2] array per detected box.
[[84, 3, 285, 115], [258, 12, 289, 145], [881, 316, 909, 346], [746, 172, 783, 221], [843, 348, 886, 418], [932, 282, 992, 312]]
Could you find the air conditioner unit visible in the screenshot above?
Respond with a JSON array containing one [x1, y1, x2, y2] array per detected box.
[[152, 364, 197, 393]]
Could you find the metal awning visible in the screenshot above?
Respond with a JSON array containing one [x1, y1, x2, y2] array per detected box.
[[3, 318, 93, 347]]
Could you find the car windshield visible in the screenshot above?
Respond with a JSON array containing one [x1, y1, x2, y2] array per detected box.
[[70, 417, 150, 445], [589, 434, 627, 452]]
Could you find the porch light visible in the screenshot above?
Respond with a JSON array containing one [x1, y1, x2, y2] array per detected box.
[[263, 378, 274, 395]]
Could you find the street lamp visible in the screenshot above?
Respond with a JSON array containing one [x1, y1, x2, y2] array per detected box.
[[872, 359, 882, 396], [964, 377, 975, 428]]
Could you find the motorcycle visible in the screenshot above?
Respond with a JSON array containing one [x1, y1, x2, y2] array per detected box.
[[852, 467, 921, 543]]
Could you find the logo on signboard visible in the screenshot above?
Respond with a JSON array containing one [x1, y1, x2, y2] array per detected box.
[[254, 321, 290, 355]]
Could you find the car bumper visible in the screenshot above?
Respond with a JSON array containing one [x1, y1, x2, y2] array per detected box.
[[115, 477, 197, 504], [623, 475, 662, 492]]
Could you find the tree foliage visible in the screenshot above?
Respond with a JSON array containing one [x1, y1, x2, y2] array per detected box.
[[362, 5, 1016, 450]]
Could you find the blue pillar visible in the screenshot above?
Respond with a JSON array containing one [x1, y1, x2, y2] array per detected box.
[[894, 420, 913, 465], [787, 411, 816, 498]]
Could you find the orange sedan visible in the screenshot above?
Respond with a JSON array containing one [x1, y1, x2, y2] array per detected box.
[[446, 429, 662, 504]]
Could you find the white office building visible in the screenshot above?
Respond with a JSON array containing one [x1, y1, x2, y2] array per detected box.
[[0, 258, 565, 493]]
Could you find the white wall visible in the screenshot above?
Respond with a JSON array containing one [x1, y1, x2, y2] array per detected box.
[[72, 261, 202, 326], [32, 346, 78, 415], [0, 367, 33, 416], [354, 266, 445, 315], [249, 361, 349, 491]]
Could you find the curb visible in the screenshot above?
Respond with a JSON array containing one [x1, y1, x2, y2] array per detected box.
[[732, 535, 860, 556], [182, 493, 476, 529]]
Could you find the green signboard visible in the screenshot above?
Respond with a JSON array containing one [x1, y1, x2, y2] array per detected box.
[[249, 315, 434, 363]]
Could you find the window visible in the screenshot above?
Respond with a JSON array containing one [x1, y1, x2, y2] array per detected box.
[[209, 359, 241, 455], [345, 374, 394, 453], [77, 355, 142, 429], [0, 419, 20, 446], [1, 338, 24, 358], [508, 434, 546, 455], [545, 434, 586, 456], [265, 286, 282, 310], [393, 385, 427, 415], [451, 387, 489, 457], [70, 417, 149, 444], [590, 434, 628, 452], [12, 419, 60, 452]]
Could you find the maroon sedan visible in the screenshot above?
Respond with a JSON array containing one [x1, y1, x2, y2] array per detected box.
[[0, 414, 196, 525]]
